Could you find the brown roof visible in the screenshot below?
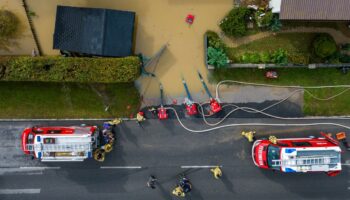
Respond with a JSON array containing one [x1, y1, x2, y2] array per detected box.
[[280, 0, 350, 20]]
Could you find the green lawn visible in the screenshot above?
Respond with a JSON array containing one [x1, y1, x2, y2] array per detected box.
[[0, 82, 140, 118], [211, 68, 350, 116], [282, 21, 350, 38], [226, 32, 318, 63]]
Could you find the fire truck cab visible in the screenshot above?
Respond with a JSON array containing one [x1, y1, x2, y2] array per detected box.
[[21, 126, 99, 162], [252, 134, 342, 176]]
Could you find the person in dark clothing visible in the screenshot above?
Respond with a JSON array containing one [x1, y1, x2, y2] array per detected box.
[[147, 175, 157, 189]]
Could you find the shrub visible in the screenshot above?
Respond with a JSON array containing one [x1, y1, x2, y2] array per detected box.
[[207, 47, 228, 68], [0, 10, 19, 39], [219, 7, 251, 37], [312, 35, 337, 58], [206, 31, 226, 49], [288, 54, 309, 65], [241, 52, 260, 63], [341, 43, 350, 51], [270, 15, 282, 32], [271, 49, 288, 64], [340, 54, 350, 63], [0, 56, 140, 83], [259, 52, 271, 63]]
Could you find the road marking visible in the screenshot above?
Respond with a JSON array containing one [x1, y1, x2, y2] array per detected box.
[[19, 167, 60, 170], [100, 166, 142, 169], [26, 172, 43, 175], [341, 164, 350, 166], [0, 189, 41, 194], [181, 165, 223, 169]]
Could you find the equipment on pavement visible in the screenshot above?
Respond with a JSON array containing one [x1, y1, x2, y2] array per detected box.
[[336, 132, 350, 150], [172, 177, 192, 197], [242, 131, 256, 143], [211, 166, 222, 179], [252, 133, 342, 176], [198, 71, 222, 114], [158, 83, 168, 120], [182, 77, 198, 116]]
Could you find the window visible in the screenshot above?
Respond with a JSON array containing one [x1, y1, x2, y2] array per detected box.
[[292, 142, 312, 147], [267, 145, 281, 170]]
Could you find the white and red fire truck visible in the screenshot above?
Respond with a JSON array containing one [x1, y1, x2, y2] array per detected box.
[[252, 133, 342, 176], [21, 126, 99, 162]]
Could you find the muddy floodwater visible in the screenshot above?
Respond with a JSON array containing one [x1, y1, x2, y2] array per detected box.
[[9, 0, 233, 98], [0, 0, 36, 55]]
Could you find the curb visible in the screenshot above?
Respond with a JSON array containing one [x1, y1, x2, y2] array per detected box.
[[0, 116, 349, 122], [0, 118, 136, 122]]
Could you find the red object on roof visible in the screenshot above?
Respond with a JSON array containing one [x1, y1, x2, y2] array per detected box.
[[186, 14, 195, 25]]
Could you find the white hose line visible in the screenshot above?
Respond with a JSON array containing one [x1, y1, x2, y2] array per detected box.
[[166, 107, 350, 133], [197, 103, 350, 127], [215, 80, 350, 100], [195, 88, 350, 127]]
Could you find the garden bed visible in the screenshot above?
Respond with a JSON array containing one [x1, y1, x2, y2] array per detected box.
[[227, 32, 318, 64], [211, 68, 350, 116], [0, 82, 140, 118]]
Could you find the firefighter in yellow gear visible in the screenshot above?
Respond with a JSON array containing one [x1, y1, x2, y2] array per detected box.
[[241, 131, 256, 143], [103, 143, 113, 153], [210, 166, 222, 179], [172, 185, 185, 197], [269, 136, 277, 144], [93, 149, 105, 162], [136, 111, 146, 122], [107, 118, 122, 126]]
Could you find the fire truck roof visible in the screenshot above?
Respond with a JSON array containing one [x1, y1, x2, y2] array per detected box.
[[279, 146, 342, 173]]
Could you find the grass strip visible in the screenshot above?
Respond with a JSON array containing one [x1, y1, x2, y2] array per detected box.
[[0, 82, 140, 118]]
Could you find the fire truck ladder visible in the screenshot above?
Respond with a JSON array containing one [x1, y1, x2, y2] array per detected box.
[[271, 156, 339, 167], [39, 143, 92, 152]]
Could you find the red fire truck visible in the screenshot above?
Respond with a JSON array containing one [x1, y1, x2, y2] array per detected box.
[[252, 133, 342, 176], [22, 126, 100, 162]]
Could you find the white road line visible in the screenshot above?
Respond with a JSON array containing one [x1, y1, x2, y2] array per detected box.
[[181, 165, 223, 169], [19, 167, 60, 170], [100, 166, 142, 169], [0, 189, 41, 194], [341, 164, 350, 166]]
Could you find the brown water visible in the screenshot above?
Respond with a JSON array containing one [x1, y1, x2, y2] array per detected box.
[[26, 0, 233, 97], [0, 0, 36, 55]]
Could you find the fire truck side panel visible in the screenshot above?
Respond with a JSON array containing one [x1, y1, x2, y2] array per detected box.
[[252, 136, 342, 174]]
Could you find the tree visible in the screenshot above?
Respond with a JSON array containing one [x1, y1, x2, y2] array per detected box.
[[207, 47, 228, 68], [219, 7, 251, 37], [270, 15, 282, 32], [312, 35, 337, 58], [0, 10, 19, 39]]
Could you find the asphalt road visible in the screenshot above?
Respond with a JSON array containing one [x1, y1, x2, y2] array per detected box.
[[0, 118, 350, 200]]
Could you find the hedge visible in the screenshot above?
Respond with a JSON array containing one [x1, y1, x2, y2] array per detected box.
[[0, 56, 140, 83]]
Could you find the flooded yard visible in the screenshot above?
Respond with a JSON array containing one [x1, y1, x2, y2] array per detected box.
[[5, 0, 233, 98], [0, 0, 36, 55], [29, 0, 233, 98]]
